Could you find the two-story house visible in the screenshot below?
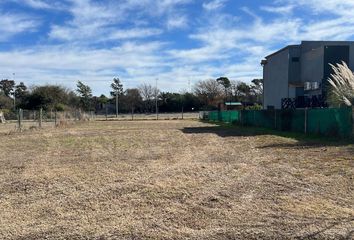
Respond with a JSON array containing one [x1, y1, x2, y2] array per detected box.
[[262, 41, 354, 109]]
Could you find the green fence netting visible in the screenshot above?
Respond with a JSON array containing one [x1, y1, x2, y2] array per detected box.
[[307, 108, 352, 137], [206, 107, 353, 137], [208, 111, 219, 121], [208, 111, 240, 123]]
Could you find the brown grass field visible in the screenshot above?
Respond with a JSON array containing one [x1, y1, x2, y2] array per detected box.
[[0, 120, 353, 239]]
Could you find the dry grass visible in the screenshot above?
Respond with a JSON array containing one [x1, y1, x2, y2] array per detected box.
[[328, 61, 354, 106], [0, 120, 353, 239]]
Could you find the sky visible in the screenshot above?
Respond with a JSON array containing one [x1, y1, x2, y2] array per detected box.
[[1, 0, 354, 96]]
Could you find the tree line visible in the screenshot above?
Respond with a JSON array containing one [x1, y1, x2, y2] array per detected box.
[[0, 77, 263, 113]]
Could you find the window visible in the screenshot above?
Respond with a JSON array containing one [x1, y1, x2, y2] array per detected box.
[[292, 57, 300, 62]]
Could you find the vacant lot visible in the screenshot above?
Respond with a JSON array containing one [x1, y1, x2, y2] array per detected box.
[[0, 120, 353, 239]]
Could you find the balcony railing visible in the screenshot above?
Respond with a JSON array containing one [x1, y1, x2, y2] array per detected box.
[[281, 95, 328, 109]]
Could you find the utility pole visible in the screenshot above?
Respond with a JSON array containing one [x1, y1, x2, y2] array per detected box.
[[13, 73, 16, 110], [155, 78, 158, 120], [115, 89, 119, 118]]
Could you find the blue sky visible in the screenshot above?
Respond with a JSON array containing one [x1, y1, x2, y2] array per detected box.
[[1, 0, 354, 95]]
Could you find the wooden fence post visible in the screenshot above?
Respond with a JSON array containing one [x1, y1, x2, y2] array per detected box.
[[17, 108, 22, 131], [39, 108, 43, 128], [54, 111, 57, 127]]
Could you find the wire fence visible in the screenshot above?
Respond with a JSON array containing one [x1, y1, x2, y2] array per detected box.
[[96, 112, 200, 121], [0, 109, 95, 133]]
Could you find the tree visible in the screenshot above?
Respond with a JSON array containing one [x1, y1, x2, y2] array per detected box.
[[0, 79, 15, 97], [138, 83, 159, 113], [14, 82, 28, 98], [14, 82, 28, 107], [0, 92, 13, 110], [110, 78, 123, 117], [159, 92, 183, 112], [216, 77, 231, 103], [216, 77, 231, 90], [98, 94, 109, 105], [125, 88, 142, 117], [327, 61, 354, 107], [236, 82, 252, 102], [110, 78, 124, 97], [76, 81, 93, 111], [194, 79, 223, 108], [24, 85, 74, 110], [251, 79, 263, 104], [93, 94, 109, 113], [183, 92, 202, 111]]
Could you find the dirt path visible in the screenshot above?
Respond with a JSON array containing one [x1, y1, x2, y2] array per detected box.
[[0, 120, 353, 239]]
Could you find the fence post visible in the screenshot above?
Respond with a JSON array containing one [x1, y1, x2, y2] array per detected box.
[[39, 108, 43, 128], [274, 110, 277, 129], [304, 108, 308, 134], [54, 111, 57, 127], [105, 105, 108, 121], [17, 108, 22, 131]]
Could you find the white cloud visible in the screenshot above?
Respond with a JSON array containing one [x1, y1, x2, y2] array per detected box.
[[10, 0, 66, 10], [202, 0, 227, 11], [108, 28, 163, 40], [166, 15, 188, 29], [22, 0, 51, 8], [286, 0, 354, 16], [0, 12, 40, 41], [4, 0, 354, 95], [260, 5, 294, 15], [0, 41, 168, 94], [48, 0, 192, 41]]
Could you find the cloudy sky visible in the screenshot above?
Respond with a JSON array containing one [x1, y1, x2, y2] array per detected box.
[[1, 0, 354, 95]]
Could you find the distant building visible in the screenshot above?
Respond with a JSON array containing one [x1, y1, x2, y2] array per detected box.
[[224, 102, 243, 110], [262, 41, 354, 109]]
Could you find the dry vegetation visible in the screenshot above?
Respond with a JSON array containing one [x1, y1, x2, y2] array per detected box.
[[0, 120, 353, 239]]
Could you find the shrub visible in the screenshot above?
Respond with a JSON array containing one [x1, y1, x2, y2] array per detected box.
[[327, 61, 354, 107]]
